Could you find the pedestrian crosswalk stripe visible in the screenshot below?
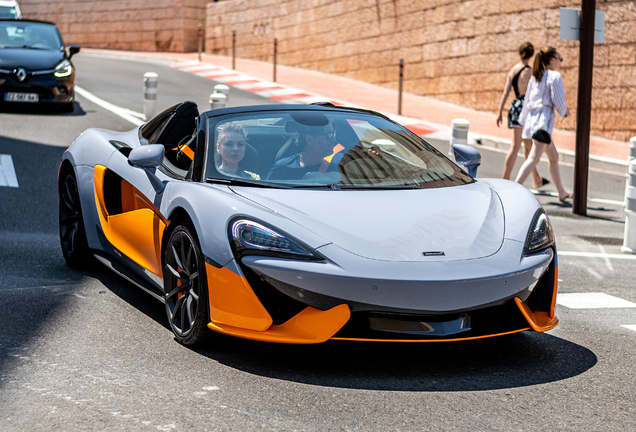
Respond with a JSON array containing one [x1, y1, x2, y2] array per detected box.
[[621, 325, 636, 332], [559, 251, 636, 260], [0, 154, 19, 187], [557, 293, 636, 309]]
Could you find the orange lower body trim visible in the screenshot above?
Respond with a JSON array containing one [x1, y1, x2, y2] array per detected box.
[[514, 262, 560, 332], [514, 297, 559, 332], [206, 263, 273, 332], [208, 304, 351, 344]]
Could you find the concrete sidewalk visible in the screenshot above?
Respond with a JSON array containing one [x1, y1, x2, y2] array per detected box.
[[84, 48, 632, 173]]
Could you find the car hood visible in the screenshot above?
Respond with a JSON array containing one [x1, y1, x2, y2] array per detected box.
[[230, 182, 505, 262], [0, 48, 63, 71]]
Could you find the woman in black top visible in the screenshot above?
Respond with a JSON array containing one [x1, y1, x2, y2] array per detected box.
[[496, 42, 548, 188]]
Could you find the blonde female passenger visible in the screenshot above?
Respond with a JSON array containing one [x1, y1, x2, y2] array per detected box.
[[496, 42, 547, 188], [215, 123, 260, 180], [515, 46, 570, 202]]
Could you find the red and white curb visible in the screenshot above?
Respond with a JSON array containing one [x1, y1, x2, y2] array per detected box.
[[172, 60, 442, 138]]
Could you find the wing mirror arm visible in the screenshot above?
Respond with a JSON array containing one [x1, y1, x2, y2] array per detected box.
[[128, 144, 166, 193], [141, 167, 166, 193], [68, 45, 80, 59]]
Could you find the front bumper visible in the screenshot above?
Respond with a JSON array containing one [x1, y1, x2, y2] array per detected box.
[[0, 73, 75, 104], [204, 244, 559, 343]]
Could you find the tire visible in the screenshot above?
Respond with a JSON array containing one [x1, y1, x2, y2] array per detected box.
[[59, 166, 92, 268], [163, 221, 210, 346]]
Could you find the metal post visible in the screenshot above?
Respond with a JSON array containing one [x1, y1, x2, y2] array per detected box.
[[209, 92, 227, 110], [573, 0, 596, 216], [232, 30, 236, 70], [143, 72, 158, 120], [398, 58, 403, 115], [273, 38, 277, 83], [197, 24, 203, 62]]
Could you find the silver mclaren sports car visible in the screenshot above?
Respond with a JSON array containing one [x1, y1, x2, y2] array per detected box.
[[58, 102, 558, 346]]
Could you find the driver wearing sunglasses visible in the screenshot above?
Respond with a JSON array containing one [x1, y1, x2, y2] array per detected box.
[[267, 121, 338, 181]]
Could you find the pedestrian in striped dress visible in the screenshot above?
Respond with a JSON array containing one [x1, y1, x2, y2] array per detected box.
[[515, 46, 571, 202]]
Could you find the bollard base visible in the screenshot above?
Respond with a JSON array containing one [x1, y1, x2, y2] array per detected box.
[[622, 209, 636, 253]]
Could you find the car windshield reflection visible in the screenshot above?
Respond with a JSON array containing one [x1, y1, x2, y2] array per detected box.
[[0, 21, 63, 50], [205, 110, 473, 189]]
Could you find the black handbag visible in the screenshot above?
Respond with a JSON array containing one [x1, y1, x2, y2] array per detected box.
[[532, 129, 551, 144]]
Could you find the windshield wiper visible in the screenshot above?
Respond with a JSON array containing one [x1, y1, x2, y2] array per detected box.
[[337, 184, 418, 190], [205, 178, 285, 188]]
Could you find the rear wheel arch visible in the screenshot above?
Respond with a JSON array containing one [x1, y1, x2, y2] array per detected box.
[[59, 161, 93, 268]]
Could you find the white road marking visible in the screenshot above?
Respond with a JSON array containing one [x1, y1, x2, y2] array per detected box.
[[74, 86, 145, 126], [559, 251, 636, 260], [621, 325, 636, 332], [585, 267, 603, 280], [557, 293, 636, 309], [599, 245, 614, 271], [0, 154, 19, 187]]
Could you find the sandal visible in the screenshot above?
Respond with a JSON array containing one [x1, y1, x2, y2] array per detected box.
[[533, 177, 550, 189], [559, 192, 571, 203]]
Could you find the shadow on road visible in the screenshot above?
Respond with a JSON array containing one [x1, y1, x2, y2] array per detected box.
[[185, 331, 597, 392]]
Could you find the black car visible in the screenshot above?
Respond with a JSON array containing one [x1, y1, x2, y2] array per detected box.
[[0, 19, 80, 112]]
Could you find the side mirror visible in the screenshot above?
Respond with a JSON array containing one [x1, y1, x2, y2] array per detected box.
[[128, 144, 164, 168], [452, 144, 481, 178], [68, 45, 81, 59], [128, 144, 166, 193]]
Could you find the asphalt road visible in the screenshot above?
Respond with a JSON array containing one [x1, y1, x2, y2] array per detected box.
[[0, 53, 635, 431]]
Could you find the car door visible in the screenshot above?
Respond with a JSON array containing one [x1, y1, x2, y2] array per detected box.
[[93, 145, 169, 279]]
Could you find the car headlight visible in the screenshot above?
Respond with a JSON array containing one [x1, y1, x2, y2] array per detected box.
[[54, 60, 72, 77], [524, 209, 555, 254], [230, 219, 321, 260]]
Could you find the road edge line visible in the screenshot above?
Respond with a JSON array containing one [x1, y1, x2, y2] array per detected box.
[[75, 86, 145, 126]]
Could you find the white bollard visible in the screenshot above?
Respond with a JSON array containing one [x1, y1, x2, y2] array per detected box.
[[624, 137, 636, 217], [209, 92, 227, 110], [622, 159, 636, 253], [214, 84, 230, 103], [143, 72, 158, 120], [450, 118, 470, 157]]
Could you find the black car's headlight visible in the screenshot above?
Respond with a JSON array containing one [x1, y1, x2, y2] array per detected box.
[[54, 60, 72, 78], [524, 209, 555, 254], [230, 219, 322, 260]]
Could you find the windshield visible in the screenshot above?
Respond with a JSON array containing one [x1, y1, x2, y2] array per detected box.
[[0, 7, 19, 19], [204, 109, 473, 189], [0, 21, 63, 50]]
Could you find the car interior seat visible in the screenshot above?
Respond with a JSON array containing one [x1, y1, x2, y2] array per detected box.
[[158, 101, 199, 171], [156, 101, 199, 147], [274, 121, 301, 162]]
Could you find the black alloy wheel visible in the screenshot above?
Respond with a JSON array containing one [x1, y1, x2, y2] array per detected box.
[[163, 222, 210, 346], [59, 166, 91, 268]]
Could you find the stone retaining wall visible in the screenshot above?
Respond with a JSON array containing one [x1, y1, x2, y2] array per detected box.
[[19, 0, 208, 52], [206, 0, 636, 142]]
